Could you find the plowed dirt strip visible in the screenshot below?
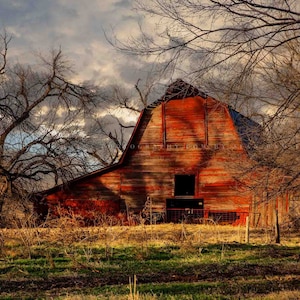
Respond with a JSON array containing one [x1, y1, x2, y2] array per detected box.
[[1, 263, 299, 294]]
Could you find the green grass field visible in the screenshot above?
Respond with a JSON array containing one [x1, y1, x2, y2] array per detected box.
[[0, 223, 299, 299]]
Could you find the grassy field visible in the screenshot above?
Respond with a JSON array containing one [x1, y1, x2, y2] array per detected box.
[[0, 222, 299, 299]]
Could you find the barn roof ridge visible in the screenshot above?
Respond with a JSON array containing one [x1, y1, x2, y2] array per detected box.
[[146, 79, 208, 110]]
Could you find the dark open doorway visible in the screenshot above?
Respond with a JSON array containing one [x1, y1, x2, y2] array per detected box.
[[174, 174, 195, 196], [166, 198, 204, 209]]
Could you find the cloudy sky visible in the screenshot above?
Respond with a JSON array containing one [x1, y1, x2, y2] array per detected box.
[[0, 0, 152, 87]]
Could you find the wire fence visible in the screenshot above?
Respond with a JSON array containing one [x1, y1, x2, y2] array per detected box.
[[166, 209, 249, 225]]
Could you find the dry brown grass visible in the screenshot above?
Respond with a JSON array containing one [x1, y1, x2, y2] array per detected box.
[[1, 222, 299, 257]]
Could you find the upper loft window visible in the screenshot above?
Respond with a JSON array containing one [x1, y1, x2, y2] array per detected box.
[[174, 174, 195, 196]]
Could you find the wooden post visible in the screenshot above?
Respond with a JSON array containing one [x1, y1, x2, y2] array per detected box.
[[150, 197, 153, 226], [274, 209, 280, 244], [245, 216, 250, 243]]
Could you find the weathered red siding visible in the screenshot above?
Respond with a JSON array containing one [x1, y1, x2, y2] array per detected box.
[[39, 81, 291, 226], [119, 96, 250, 216]]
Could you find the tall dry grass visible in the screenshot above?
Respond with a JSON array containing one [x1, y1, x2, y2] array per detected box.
[[1, 218, 299, 254]]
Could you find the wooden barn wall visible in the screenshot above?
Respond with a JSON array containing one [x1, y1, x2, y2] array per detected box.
[[43, 95, 291, 226], [46, 170, 122, 219], [250, 193, 290, 227]]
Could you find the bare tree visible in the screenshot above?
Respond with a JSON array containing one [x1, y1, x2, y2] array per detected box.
[[113, 1, 299, 74], [111, 0, 299, 108], [0, 32, 101, 221], [218, 39, 300, 232]]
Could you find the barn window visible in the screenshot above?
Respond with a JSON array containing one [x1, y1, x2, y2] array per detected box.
[[174, 174, 195, 196]]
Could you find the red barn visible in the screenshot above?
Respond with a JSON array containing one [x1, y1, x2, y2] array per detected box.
[[37, 80, 290, 226]]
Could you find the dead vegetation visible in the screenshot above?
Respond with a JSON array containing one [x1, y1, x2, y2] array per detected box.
[[0, 219, 299, 299]]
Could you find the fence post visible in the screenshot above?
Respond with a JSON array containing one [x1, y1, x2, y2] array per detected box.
[[149, 196, 152, 226], [245, 216, 250, 243], [275, 209, 280, 244]]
